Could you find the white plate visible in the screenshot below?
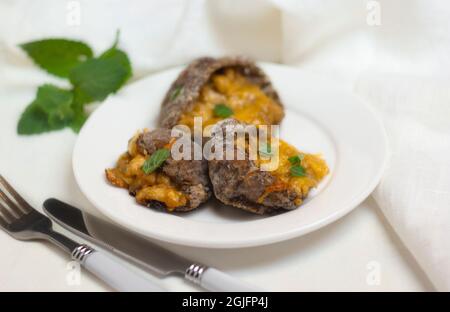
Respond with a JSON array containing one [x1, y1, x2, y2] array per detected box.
[[73, 63, 388, 248]]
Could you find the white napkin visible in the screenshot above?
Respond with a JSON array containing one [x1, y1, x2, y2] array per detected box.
[[0, 0, 449, 290], [355, 74, 450, 291], [269, 0, 450, 291]]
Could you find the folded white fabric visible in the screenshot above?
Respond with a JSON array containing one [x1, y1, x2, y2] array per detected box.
[[356, 74, 450, 291], [271, 0, 450, 291], [0, 0, 448, 290]]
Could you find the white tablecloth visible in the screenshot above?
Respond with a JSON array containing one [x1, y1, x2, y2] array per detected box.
[[0, 0, 448, 291]]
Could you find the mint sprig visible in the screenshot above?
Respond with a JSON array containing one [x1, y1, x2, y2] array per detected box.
[[288, 154, 304, 165], [213, 103, 233, 118], [70, 56, 129, 103], [70, 33, 131, 104], [142, 149, 171, 174], [18, 85, 74, 134], [288, 154, 307, 177], [290, 165, 307, 177], [170, 85, 183, 101], [20, 39, 93, 78], [17, 32, 132, 135]]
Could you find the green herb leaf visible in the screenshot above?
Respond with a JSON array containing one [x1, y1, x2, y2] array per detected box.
[[99, 48, 132, 82], [18, 84, 74, 135], [69, 33, 131, 105], [70, 57, 130, 104], [18, 104, 52, 135], [20, 39, 93, 78], [290, 165, 307, 177], [142, 148, 170, 174], [69, 96, 88, 133], [288, 154, 304, 165], [213, 104, 233, 118], [259, 142, 273, 157], [99, 31, 132, 82], [69, 110, 88, 133], [170, 85, 183, 101], [17, 33, 132, 136], [36, 84, 74, 127], [110, 30, 120, 50]]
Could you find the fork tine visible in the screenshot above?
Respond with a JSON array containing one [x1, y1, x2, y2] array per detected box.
[[0, 201, 14, 224], [0, 175, 33, 214], [0, 213, 8, 228], [0, 190, 23, 218]]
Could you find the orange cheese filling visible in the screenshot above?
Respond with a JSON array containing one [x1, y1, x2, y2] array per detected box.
[[105, 132, 187, 211], [178, 68, 284, 129], [257, 139, 329, 206]]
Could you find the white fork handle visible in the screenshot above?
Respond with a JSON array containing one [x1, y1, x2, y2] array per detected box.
[[83, 251, 165, 292], [200, 268, 263, 292]]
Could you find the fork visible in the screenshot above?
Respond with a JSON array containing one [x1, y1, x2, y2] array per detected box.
[[0, 174, 164, 292]]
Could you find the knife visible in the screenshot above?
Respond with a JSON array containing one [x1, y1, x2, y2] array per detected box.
[[43, 198, 260, 292]]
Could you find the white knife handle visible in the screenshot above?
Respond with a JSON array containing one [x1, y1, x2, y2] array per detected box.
[[73, 246, 164, 292], [199, 267, 262, 292]]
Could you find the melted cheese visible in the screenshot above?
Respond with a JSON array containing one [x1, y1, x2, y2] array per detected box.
[[105, 132, 187, 211], [178, 68, 284, 129], [135, 184, 187, 209], [257, 140, 329, 206]]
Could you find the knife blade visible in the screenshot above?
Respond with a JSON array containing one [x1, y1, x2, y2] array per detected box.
[[43, 198, 191, 276], [43, 198, 260, 292]]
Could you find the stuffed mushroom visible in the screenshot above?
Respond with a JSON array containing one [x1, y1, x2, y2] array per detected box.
[[159, 56, 284, 130], [207, 119, 329, 214], [105, 128, 211, 212]]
